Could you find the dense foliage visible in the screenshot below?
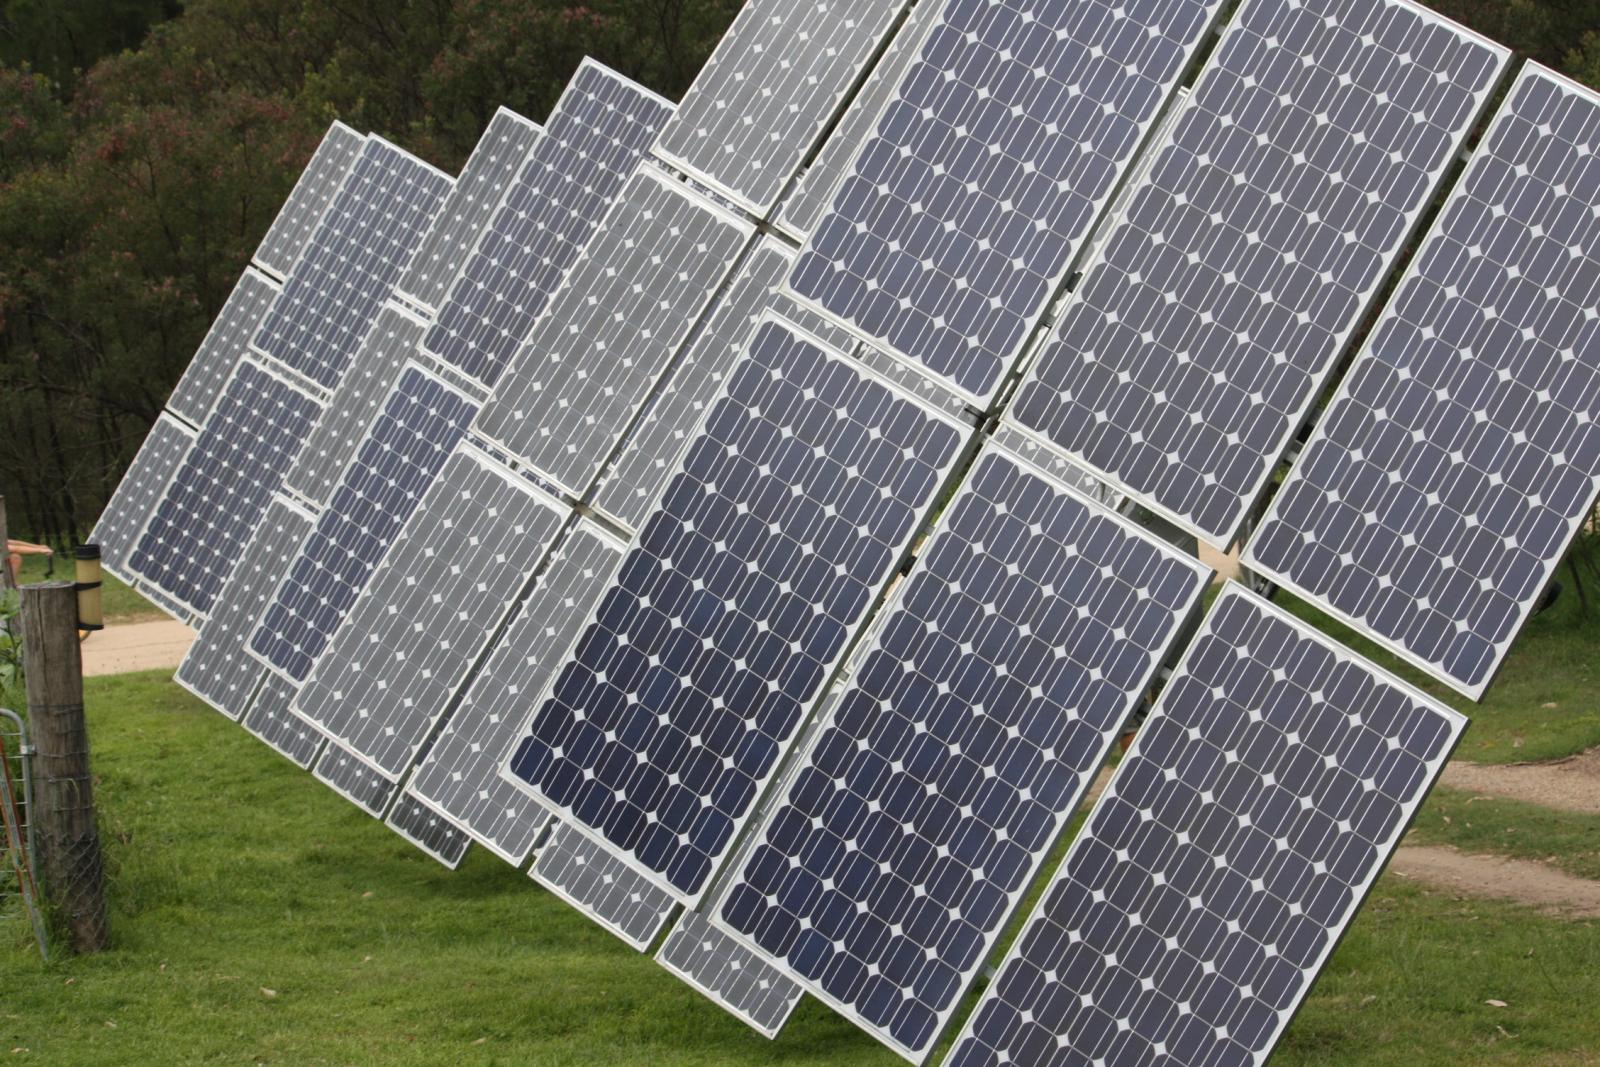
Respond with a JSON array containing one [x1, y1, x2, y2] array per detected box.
[[0, 0, 1596, 544]]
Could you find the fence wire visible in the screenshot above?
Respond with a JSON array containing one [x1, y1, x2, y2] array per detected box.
[[1, 708, 48, 958]]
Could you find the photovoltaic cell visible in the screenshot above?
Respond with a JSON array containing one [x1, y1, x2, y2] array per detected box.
[[406, 521, 626, 864], [711, 442, 1210, 1058], [658, 911, 805, 1039], [473, 168, 754, 494], [175, 496, 315, 719], [786, 0, 1225, 403], [532, 823, 679, 950], [386, 793, 472, 869], [129, 359, 322, 616], [293, 445, 567, 780], [252, 122, 365, 279], [590, 237, 856, 533], [91, 414, 195, 583], [241, 675, 325, 770], [422, 61, 674, 388], [314, 742, 398, 817], [253, 137, 452, 390], [503, 316, 969, 902], [398, 108, 543, 313], [166, 269, 282, 428], [249, 364, 480, 683], [1010, 0, 1509, 549], [652, 0, 908, 216], [947, 584, 1465, 1067], [1244, 63, 1600, 698]]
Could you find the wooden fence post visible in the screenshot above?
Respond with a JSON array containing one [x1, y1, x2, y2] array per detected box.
[[1, 495, 14, 591], [21, 581, 107, 952]]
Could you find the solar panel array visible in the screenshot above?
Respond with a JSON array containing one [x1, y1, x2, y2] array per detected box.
[[252, 122, 366, 279], [316, 741, 399, 816], [91, 414, 196, 583], [532, 822, 680, 949], [165, 269, 282, 428], [657, 910, 805, 1038], [242, 674, 325, 769]]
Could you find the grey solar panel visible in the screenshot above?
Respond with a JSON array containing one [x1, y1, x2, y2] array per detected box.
[[406, 519, 626, 864], [786, 0, 1226, 404], [386, 793, 472, 869], [946, 583, 1465, 1067], [531, 822, 679, 950], [709, 440, 1211, 1058], [166, 269, 282, 428], [422, 61, 674, 388], [91, 414, 196, 584], [502, 314, 971, 903], [398, 108, 543, 313], [314, 741, 398, 817], [175, 496, 315, 719], [1009, 0, 1510, 550], [252, 121, 365, 279], [657, 910, 805, 1039], [589, 237, 856, 533], [292, 444, 568, 780], [241, 674, 326, 770], [652, 0, 908, 217], [1243, 63, 1600, 699], [129, 358, 323, 616], [472, 167, 755, 495], [253, 136, 453, 390]]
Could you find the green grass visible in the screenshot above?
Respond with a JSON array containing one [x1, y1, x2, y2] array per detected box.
[[3, 672, 1600, 1064], [12, 552, 162, 623], [1410, 787, 1600, 883]]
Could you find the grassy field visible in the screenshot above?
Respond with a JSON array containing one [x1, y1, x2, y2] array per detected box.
[[2, 670, 1599, 1065], [12, 553, 162, 623]]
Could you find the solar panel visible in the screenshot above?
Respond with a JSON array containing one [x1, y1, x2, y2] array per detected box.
[[472, 167, 755, 495], [292, 444, 568, 780], [166, 269, 282, 428], [651, 0, 908, 216], [252, 121, 366, 279], [241, 674, 326, 770], [405, 520, 626, 864], [386, 793, 472, 869], [129, 359, 323, 616], [785, 0, 1226, 404], [532, 822, 679, 950], [315, 741, 399, 817], [589, 237, 856, 533], [502, 315, 970, 902], [91, 414, 196, 583], [709, 441, 1211, 1058], [657, 910, 805, 1039], [1009, 0, 1510, 549], [422, 61, 674, 388], [281, 303, 431, 508], [398, 108, 544, 313], [253, 137, 453, 391], [249, 363, 480, 683], [1243, 63, 1600, 699], [946, 583, 1465, 1067], [175, 496, 315, 719]]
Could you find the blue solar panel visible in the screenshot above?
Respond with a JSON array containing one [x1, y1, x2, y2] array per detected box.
[[129, 359, 322, 615], [253, 137, 452, 390], [252, 121, 365, 280], [786, 0, 1226, 403], [947, 584, 1464, 1067], [1244, 63, 1600, 698], [422, 61, 674, 388], [711, 442, 1211, 1057], [503, 315, 969, 901], [249, 363, 479, 682], [91, 414, 196, 584], [1009, 0, 1509, 549]]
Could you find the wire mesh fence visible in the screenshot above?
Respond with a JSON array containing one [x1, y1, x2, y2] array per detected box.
[[1, 707, 48, 958]]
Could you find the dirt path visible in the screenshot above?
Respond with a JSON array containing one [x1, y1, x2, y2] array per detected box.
[[80, 618, 195, 677], [1387, 845, 1600, 919], [1441, 750, 1600, 816]]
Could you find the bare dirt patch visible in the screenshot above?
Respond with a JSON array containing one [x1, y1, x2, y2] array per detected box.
[[1443, 750, 1600, 817], [1388, 845, 1600, 919]]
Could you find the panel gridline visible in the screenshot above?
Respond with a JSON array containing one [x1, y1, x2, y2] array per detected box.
[[657, 910, 805, 1039], [473, 169, 755, 494], [252, 122, 365, 279], [406, 521, 626, 865], [532, 822, 679, 950], [398, 108, 543, 312], [947, 584, 1465, 1067], [652, 0, 908, 216], [175, 496, 315, 719], [1009, 0, 1509, 549], [590, 237, 857, 533], [786, 0, 1225, 403], [293, 445, 567, 780], [503, 316, 969, 902], [249, 365, 480, 683], [166, 268, 282, 428], [253, 137, 453, 390], [422, 61, 674, 388], [242, 674, 326, 770], [129, 360, 322, 616], [1244, 63, 1600, 698], [91, 414, 195, 583], [712, 443, 1211, 1058]]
